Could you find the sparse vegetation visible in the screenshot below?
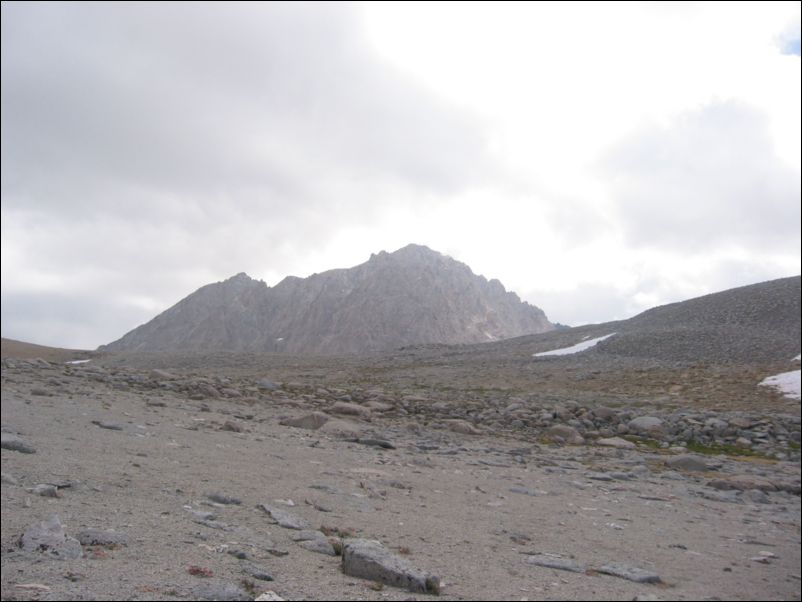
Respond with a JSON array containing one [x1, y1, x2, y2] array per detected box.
[[684, 439, 765, 458]]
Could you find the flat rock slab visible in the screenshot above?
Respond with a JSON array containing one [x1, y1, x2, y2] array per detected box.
[[524, 554, 587, 573], [207, 493, 243, 505], [598, 563, 661, 583], [1, 433, 36, 454], [258, 504, 310, 530], [91, 420, 124, 431], [19, 515, 83, 559], [341, 538, 440, 594]]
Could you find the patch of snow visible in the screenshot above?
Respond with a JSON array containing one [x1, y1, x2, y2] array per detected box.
[[793, 353, 801, 361], [65, 359, 91, 365], [533, 333, 616, 357], [759, 370, 801, 400], [276, 337, 285, 342]]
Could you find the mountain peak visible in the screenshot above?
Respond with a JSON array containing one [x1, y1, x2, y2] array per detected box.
[[102, 246, 554, 354]]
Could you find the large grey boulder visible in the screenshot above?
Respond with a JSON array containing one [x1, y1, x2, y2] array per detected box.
[[341, 538, 440, 594]]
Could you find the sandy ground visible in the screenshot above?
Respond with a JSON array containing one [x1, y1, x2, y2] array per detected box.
[[2, 358, 800, 601]]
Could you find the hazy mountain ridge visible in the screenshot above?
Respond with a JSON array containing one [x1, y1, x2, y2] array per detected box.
[[100, 244, 554, 354]]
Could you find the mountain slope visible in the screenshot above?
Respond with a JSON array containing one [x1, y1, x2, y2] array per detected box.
[[514, 275, 801, 365], [100, 244, 554, 354]]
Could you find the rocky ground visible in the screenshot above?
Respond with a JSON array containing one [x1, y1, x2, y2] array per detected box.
[[2, 350, 801, 601]]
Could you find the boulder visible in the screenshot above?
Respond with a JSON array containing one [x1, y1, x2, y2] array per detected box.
[[341, 538, 440, 594]]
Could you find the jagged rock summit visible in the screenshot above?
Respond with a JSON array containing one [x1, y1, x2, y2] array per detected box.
[[100, 244, 554, 354]]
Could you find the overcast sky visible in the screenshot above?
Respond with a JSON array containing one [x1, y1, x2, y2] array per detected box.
[[2, 1, 800, 349]]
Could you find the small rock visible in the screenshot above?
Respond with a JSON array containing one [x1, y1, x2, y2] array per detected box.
[[596, 437, 636, 449], [443, 419, 482, 435], [1, 433, 36, 454], [196, 581, 251, 601], [19, 515, 83, 559], [300, 537, 337, 556], [255, 593, 285, 601], [91, 420, 124, 431], [280, 412, 330, 430], [258, 504, 310, 530], [207, 493, 243, 505], [1, 472, 19, 485], [665, 455, 710, 472], [186, 508, 217, 521], [241, 560, 274, 581], [742, 489, 771, 504], [291, 530, 328, 542], [77, 529, 129, 547], [524, 554, 586, 573], [598, 563, 661, 583], [220, 421, 243, 433], [628, 416, 664, 435], [31, 484, 59, 497], [150, 369, 177, 380], [545, 424, 585, 445], [256, 378, 281, 391], [708, 475, 777, 492], [330, 401, 372, 420], [349, 438, 396, 450]]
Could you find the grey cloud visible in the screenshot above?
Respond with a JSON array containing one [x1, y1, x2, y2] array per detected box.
[[1, 2, 493, 222], [525, 283, 640, 328], [601, 100, 801, 252], [1, 2, 500, 347], [0, 290, 153, 350]]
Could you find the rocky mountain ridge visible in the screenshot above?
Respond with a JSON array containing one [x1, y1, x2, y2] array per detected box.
[[100, 244, 554, 354]]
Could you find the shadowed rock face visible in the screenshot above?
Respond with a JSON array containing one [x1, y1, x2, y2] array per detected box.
[[100, 244, 554, 354]]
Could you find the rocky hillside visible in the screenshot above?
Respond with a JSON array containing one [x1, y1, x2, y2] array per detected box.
[[502, 275, 801, 366], [100, 244, 554, 354]]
